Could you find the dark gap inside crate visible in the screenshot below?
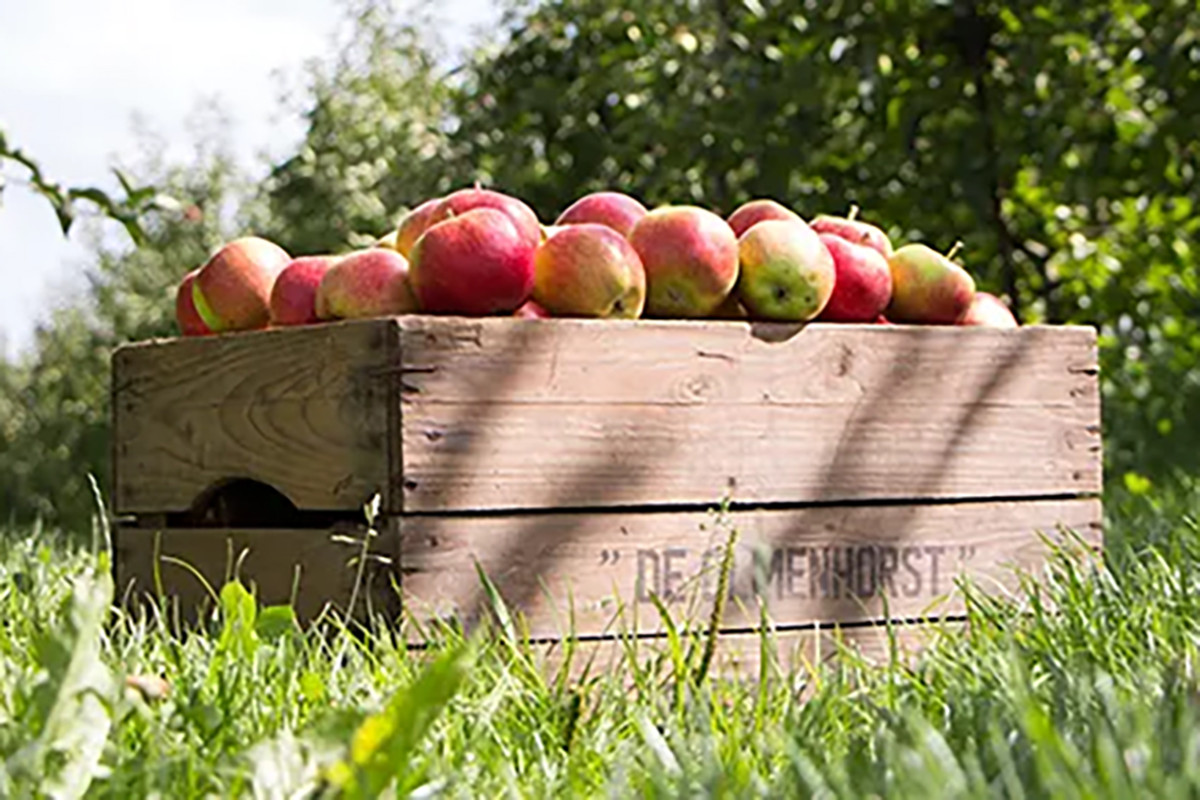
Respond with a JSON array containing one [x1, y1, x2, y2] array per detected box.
[[162, 477, 370, 530]]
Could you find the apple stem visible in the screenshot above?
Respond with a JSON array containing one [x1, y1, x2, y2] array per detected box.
[[847, 204, 859, 222], [946, 240, 964, 261]]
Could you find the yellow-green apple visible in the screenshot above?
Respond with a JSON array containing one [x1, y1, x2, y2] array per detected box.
[[810, 205, 893, 259], [554, 191, 648, 237], [735, 219, 836, 322], [315, 248, 416, 320], [175, 270, 212, 336], [958, 291, 1018, 328], [408, 207, 537, 314], [428, 186, 542, 251], [270, 255, 340, 326], [540, 224, 567, 240], [192, 236, 291, 332], [375, 230, 399, 250], [513, 299, 552, 319], [815, 233, 893, 322], [628, 205, 739, 318], [394, 197, 443, 258], [727, 198, 803, 238], [532, 223, 646, 318], [886, 242, 976, 324]]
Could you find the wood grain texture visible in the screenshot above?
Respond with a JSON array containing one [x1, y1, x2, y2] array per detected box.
[[396, 317, 1101, 512], [534, 621, 962, 686], [114, 525, 399, 624], [113, 319, 397, 514], [395, 497, 1102, 641]]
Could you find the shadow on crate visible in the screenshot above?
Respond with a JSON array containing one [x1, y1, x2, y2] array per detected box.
[[400, 322, 1075, 640]]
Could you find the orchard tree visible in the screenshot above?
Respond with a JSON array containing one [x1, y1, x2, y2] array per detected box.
[[0, 127, 173, 246], [260, 0, 459, 255], [0, 110, 256, 531], [443, 0, 1200, 485]]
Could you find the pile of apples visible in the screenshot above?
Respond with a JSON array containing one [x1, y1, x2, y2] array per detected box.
[[175, 185, 1017, 337]]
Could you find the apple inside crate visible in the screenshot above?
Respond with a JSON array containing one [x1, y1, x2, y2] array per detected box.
[[111, 315, 1103, 670]]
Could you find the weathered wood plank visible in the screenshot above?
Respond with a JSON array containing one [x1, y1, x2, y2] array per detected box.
[[396, 497, 1101, 641], [114, 525, 399, 624], [534, 621, 961, 686], [397, 317, 1100, 512], [113, 319, 397, 514]]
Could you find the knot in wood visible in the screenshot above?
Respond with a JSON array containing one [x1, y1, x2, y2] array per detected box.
[[679, 373, 719, 403]]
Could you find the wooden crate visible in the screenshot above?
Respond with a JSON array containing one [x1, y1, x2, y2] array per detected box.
[[111, 316, 1103, 669]]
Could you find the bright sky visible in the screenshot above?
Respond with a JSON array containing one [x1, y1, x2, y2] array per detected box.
[[0, 0, 500, 359]]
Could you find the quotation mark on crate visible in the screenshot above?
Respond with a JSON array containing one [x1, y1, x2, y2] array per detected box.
[[599, 549, 622, 566], [958, 545, 978, 562]]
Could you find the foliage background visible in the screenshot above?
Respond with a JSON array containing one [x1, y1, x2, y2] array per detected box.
[[2, 0, 1197, 531]]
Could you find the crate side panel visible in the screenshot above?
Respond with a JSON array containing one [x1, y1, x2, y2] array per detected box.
[[397, 318, 1100, 512], [113, 319, 396, 514], [396, 497, 1101, 641], [534, 621, 960, 686], [114, 525, 399, 623]]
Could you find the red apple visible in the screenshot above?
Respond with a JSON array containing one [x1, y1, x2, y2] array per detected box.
[[816, 234, 893, 322], [175, 269, 212, 336], [514, 299, 552, 319], [726, 199, 803, 238], [533, 224, 646, 318], [958, 291, 1018, 328], [315, 248, 416, 320], [428, 186, 542, 252], [628, 206, 740, 318], [270, 255, 339, 326], [554, 191, 648, 238], [408, 207, 537, 315], [810, 205, 893, 260], [394, 198, 443, 259], [192, 237, 291, 332]]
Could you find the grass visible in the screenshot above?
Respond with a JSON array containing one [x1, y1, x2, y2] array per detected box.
[[2, 482, 1200, 798]]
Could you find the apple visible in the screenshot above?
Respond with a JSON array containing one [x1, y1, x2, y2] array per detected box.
[[735, 219, 836, 322], [428, 186, 542, 251], [375, 231, 399, 250], [810, 205, 893, 260], [175, 269, 212, 336], [408, 207, 537, 315], [394, 198, 443, 259], [554, 191, 648, 237], [514, 299, 552, 319], [315, 248, 416, 320], [270, 255, 339, 326], [192, 237, 291, 332], [628, 205, 740, 318], [958, 291, 1018, 328], [815, 233, 893, 322], [726, 198, 803, 238], [886, 242, 976, 324], [532, 223, 646, 318]]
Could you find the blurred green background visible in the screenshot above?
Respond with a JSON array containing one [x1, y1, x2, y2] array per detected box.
[[2, 0, 1197, 531]]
